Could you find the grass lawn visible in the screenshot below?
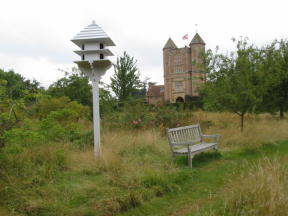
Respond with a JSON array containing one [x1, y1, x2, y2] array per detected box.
[[2, 112, 288, 216], [121, 141, 288, 216]]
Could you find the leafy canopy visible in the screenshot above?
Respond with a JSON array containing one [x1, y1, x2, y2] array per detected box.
[[260, 39, 288, 118], [48, 67, 92, 106], [110, 52, 143, 101], [201, 38, 266, 131]]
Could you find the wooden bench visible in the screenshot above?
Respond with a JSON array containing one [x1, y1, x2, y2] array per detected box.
[[166, 124, 221, 168]]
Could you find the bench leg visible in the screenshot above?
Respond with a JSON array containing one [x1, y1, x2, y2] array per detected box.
[[188, 154, 194, 168]]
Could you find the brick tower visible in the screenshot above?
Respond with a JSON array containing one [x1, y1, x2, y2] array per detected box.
[[163, 33, 205, 103]]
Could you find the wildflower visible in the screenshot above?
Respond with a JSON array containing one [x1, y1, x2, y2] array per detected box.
[[132, 120, 139, 125]]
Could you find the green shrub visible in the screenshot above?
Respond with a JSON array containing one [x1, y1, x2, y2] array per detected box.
[[103, 102, 152, 129], [47, 108, 79, 124], [152, 105, 194, 135], [70, 130, 93, 150], [103, 102, 194, 131], [33, 96, 71, 119], [4, 128, 45, 150], [39, 119, 67, 141]]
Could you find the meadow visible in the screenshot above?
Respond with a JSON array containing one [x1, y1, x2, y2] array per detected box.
[[1, 109, 288, 216]]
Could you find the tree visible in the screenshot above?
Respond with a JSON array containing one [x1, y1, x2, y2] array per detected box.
[[99, 88, 117, 116], [201, 38, 265, 132], [0, 69, 42, 99], [48, 67, 92, 106], [260, 39, 288, 118], [110, 52, 143, 101], [0, 79, 24, 147]]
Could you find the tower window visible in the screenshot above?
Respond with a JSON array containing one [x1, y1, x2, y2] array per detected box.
[[82, 54, 85, 61], [175, 81, 183, 91], [174, 66, 182, 73], [175, 55, 182, 65], [81, 44, 85, 50], [174, 55, 182, 73], [100, 43, 104, 49], [100, 53, 104, 59]]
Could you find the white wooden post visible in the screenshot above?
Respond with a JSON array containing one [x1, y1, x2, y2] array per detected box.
[[92, 76, 101, 157], [71, 21, 115, 158]]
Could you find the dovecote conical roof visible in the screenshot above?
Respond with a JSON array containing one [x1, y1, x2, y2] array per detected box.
[[189, 33, 205, 45], [163, 38, 177, 49], [71, 21, 115, 47]]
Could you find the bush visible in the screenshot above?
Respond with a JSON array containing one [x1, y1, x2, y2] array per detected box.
[[153, 105, 193, 133], [102, 102, 194, 131], [39, 118, 67, 141], [32, 96, 71, 119], [4, 128, 45, 151], [103, 102, 152, 129]]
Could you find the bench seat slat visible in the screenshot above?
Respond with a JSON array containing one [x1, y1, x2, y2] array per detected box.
[[173, 143, 217, 154]]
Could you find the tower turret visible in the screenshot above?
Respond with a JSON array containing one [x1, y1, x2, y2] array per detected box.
[[189, 33, 205, 96], [163, 38, 178, 101], [189, 33, 205, 68], [163, 38, 177, 49]]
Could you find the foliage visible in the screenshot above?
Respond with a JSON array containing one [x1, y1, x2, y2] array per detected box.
[[0, 69, 44, 147], [48, 68, 118, 117], [259, 39, 288, 118], [32, 96, 71, 119], [0, 79, 26, 147], [99, 88, 118, 117], [0, 69, 42, 99], [48, 67, 92, 106], [110, 52, 143, 101], [201, 38, 266, 131], [102, 101, 193, 131], [153, 104, 193, 130]]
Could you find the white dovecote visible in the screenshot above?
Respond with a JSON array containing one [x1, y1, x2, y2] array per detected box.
[[71, 21, 115, 158], [71, 21, 115, 74]]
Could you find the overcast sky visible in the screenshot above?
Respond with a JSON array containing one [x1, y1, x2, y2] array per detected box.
[[1, 0, 287, 87]]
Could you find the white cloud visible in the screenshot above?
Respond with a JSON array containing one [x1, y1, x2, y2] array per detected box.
[[0, 53, 70, 87], [0, 0, 288, 86]]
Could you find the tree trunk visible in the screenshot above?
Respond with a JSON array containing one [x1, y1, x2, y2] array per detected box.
[[240, 114, 244, 132], [280, 106, 284, 119]]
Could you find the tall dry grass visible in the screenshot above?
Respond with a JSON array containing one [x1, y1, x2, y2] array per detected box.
[[66, 130, 183, 215], [192, 111, 288, 148], [68, 111, 288, 174], [210, 156, 288, 216], [67, 129, 173, 176]]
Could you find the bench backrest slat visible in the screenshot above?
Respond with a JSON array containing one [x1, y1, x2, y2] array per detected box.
[[167, 124, 203, 151], [173, 130, 179, 143]]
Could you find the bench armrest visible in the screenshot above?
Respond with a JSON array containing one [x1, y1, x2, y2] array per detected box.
[[201, 134, 221, 142]]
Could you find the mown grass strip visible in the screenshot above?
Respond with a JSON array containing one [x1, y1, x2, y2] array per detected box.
[[120, 141, 288, 216]]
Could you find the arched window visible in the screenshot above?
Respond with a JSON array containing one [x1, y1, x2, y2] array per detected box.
[[100, 43, 104, 49], [100, 53, 104, 59], [81, 44, 85, 50], [82, 54, 85, 61]]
